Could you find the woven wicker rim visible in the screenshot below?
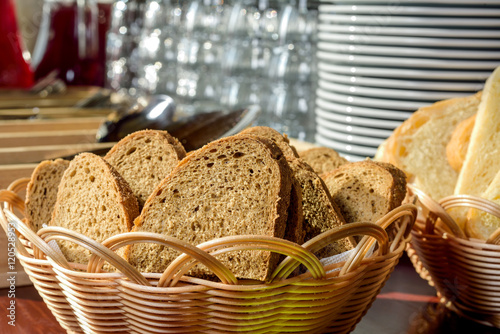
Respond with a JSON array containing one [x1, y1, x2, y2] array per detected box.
[[1, 178, 418, 287], [408, 184, 500, 245]]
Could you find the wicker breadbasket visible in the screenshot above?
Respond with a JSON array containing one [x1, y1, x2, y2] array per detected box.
[[406, 184, 500, 328], [1, 178, 417, 334]]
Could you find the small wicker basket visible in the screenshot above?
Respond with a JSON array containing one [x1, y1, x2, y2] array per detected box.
[[407, 184, 500, 328], [1, 178, 417, 334]]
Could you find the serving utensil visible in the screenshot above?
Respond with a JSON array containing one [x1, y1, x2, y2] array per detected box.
[[95, 95, 261, 151]]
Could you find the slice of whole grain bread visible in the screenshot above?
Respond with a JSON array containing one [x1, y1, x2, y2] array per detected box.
[[239, 126, 299, 158], [25, 159, 70, 232], [127, 134, 292, 282], [298, 146, 348, 175], [238, 126, 303, 245], [104, 130, 186, 208], [284, 157, 305, 247], [49, 153, 140, 265], [321, 160, 407, 235], [287, 157, 354, 259]]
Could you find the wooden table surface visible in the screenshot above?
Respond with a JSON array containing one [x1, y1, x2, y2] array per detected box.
[[0, 254, 498, 334]]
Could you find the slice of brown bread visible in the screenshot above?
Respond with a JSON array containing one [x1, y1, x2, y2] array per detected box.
[[127, 134, 292, 282], [49, 153, 140, 265], [284, 158, 305, 246], [239, 126, 302, 245], [287, 157, 354, 259], [321, 160, 407, 234], [104, 130, 186, 208], [239, 126, 299, 158], [25, 159, 70, 232], [298, 146, 349, 175]]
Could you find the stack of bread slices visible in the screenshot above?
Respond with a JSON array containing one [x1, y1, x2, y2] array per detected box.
[[25, 126, 408, 282], [377, 66, 500, 241]]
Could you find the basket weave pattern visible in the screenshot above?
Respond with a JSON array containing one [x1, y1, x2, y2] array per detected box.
[[1, 178, 417, 334], [407, 185, 500, 328]]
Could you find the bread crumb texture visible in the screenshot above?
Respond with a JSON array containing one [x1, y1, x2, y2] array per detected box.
[[49, 153, 139, 265], [105, 130, 186, 208], [383, 92, 480, 200], [129, 135, 291, 281]]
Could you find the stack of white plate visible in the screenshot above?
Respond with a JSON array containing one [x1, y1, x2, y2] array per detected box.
[[315, 0, 500, 161]]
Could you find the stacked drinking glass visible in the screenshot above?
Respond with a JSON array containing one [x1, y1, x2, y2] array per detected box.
[[106, 0, 318, 141]]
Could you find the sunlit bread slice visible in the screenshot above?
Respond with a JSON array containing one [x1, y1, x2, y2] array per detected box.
[[455, 66, 500, 198], [382, 92, 481, 200], [49, 153, 140, 265], [127, 134, 292, 282], [25, 159, 70, 232], [104, 130, 186, 208]]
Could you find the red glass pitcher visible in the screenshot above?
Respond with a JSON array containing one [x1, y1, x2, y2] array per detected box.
[[32, 0, 113, 87], [0, 0, 35, 88]]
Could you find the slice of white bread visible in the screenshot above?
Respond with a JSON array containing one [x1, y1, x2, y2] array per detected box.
[[298, 146, 349, 175], [287, 157, 354, 259], [127, 134, 292, 282], [49, 153, 140, 265], [446, 114, 475, 173], [239, 126, 299, 158], [25, 159, 70, 232], [382, 92, 481, 200], [321, 160, 407, 236], [454, 66, 500, 198], [465, 170, 500, 240], [104, 130, 186, 208]]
